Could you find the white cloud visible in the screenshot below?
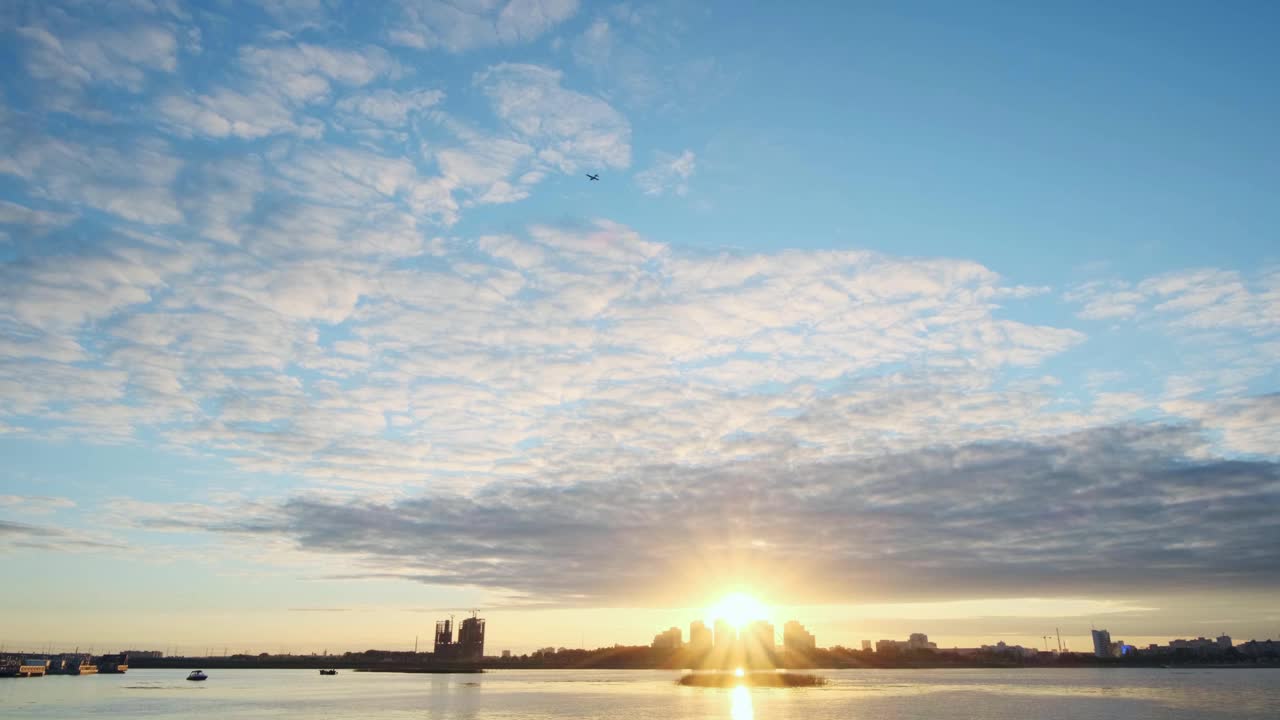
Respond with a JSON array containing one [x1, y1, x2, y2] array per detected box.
[[179, 155, 266, 245], [16, 24, 177, 94], [1162, 394, 1280, 456], [0, 328, 87, 363], [156, 41, 398, 140], [477, 63, 630, 173], [0, 245, 194, 331], [334, 88, 445, 127], [257, 0, 340, 32], [635, 149, 696, 196], [238, 43, 400, 103], [157, 90, 313, 139], [0, 495, 76, 515], [0, 200, 76, 234], [571, 18, 612, 66], [1064, 281, 1145, 320], [1068, 269, 1280, 331], [0, 212, 1109, 489], [390, 0, 579, 52], [0, 137, 183, 225], [225, 263, 369, 324]]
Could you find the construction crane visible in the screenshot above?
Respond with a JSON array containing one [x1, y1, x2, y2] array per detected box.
[[1042, 635, 1053, 652]]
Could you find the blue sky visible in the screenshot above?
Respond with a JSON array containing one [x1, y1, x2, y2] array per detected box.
[[1, 0, 1278, 653]]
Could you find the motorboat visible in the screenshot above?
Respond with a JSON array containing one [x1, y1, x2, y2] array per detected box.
[[319, 669, 337, 675], [187, 670, 208, 681]]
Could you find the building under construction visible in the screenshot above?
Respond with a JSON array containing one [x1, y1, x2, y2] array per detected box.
[[433, 612, 485, 662]]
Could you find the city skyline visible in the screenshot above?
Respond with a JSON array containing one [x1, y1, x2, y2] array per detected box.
[[4, 600, 1277, 659], [2, 0, 1280, 654], [6, 614, 1277, 663]]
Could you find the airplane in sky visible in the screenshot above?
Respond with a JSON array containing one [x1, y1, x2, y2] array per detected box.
[[586, 174, 600, 181]]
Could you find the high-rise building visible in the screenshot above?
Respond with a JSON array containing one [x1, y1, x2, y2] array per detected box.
[[861, 640, 872, 652], [783, 621, 815, 654], [908, 633, 936, 650], [1091, 629, 1112, 658], [652, 627, 683, 650], [435, 619, 453, 653], [714, 619, 736, 650], [457, 614, 486, 660], [689, 620, 712, 652]]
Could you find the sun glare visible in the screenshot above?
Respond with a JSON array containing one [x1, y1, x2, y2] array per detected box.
[[707, 592, 768, 629]]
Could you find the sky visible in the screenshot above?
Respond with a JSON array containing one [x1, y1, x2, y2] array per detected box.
[[1, 0, 1278, 656]]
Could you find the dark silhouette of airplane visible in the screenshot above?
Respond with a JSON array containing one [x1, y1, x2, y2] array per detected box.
[[586, 174, 600, 181]]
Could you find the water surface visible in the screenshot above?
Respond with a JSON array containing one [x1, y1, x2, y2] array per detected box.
[[2, 667, 1276, 719]]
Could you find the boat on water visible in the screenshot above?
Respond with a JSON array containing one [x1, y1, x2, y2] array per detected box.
[[186, 670, 208, 681], [319, 669, 337, 675]]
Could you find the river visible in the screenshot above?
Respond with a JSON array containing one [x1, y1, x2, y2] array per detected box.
[[2, 667, 1276, 719]]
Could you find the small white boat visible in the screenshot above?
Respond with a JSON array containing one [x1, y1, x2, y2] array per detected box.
[[187, 670, 208, 681]]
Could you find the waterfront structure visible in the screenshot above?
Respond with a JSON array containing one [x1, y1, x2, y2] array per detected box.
[[1091, 629, 1112, 658], [652, 627, 682, 650]]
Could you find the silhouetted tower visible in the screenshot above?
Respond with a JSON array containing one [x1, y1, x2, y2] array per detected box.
[[457, 611, 486, 661], [1091, 629, 1112, 658], [688, 620, 712, 653], [434, 618, 453, 656]]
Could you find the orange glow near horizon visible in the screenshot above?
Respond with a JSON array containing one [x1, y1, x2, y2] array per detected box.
[[706, 592, 769, 629]]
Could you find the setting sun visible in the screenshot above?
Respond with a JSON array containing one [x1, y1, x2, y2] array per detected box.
[[707, 592, 769, 629]]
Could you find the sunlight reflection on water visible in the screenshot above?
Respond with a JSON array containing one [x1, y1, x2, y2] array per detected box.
[[2, 668, 1278, 719], [730, 685, 753, 720]]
